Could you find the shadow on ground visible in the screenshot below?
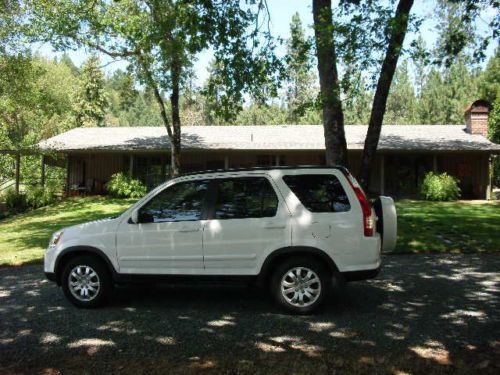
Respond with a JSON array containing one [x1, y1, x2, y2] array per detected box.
[[0, 254, 499, 374]]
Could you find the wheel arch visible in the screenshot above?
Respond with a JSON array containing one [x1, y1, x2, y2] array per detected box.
[[54, 246, 117, 285], [258, 246, 339, 283]]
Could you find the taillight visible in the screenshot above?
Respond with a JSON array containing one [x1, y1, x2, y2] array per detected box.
[[343, 171, 374, 237]]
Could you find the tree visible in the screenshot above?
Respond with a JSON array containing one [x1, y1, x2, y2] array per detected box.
[[343, 72, 372, 125], [311, 0, 497, 189], [418, 68, 448, 124], [107, 70, 139, 113], [384, 60, 418, 125], [312, 0, 348, 166], [74, 55, 108, 128], [477, 50, 500, 186], [29, 0, 280, 176], [285, 12, 316, 123], [359, 0, 415, 188]]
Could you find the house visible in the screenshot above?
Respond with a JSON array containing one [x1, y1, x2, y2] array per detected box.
[[37, 99, 500, 199]]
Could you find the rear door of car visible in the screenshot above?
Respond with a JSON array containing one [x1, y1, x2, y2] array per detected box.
[[278, 170, 362, 271], [202, 174, 291, 275]]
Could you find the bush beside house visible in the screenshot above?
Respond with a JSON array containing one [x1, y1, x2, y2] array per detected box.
[[421, 172, 461, 201]]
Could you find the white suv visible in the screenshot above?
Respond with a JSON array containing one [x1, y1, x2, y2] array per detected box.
[[44, 167, 397, 314]]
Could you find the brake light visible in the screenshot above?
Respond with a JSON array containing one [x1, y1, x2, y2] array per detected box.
[[343, 171, 374, 237]]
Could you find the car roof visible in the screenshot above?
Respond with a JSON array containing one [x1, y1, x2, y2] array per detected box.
[[179, 165, 348, 179]]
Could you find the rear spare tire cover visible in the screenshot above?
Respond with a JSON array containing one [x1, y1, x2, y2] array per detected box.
[[374, 196, 397, 252]]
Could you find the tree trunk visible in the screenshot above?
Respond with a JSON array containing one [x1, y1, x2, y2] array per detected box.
[[170, 59, 182, 177], [313, 0, 348, 167], [360, 0, 414, 190]]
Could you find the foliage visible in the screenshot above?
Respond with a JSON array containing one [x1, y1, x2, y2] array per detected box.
[[28, 0, 282, 176], [384, 60, 418, 125], [420, 172, 461, 201], [3, 189, 27, 210], [25, 187, 56, 209], [478, 49, 500, 186], [74, 55, 109, 127], [106, 173, 147, 199], [285, 12, 317, 122]]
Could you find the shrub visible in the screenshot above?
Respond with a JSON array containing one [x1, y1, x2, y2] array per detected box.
[[25, 187, 56, 209], [3, 189, 28, 210], [420, 172, 461, 201], [106, 172, 147, 198]]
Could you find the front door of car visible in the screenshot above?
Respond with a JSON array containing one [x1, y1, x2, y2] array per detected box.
[[116, 179, 211, 274], [202, 176, 291, 274]]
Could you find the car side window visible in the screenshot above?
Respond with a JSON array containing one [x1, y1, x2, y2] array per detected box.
[[139, 180, 210, 223], [282, 174, 351, 213], [214, 177, 279, 219]]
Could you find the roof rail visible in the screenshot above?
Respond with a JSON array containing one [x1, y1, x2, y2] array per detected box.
[[178, 165, 349, 177]]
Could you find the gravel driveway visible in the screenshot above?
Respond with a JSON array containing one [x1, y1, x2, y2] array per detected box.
[[0, 254, 499, 374]]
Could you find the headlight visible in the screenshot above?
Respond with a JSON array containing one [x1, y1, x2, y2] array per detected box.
[[49, 231, 64, 248]]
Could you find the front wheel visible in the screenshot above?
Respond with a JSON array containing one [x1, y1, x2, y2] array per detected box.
[[61, 255, 113, 308], [270, 257, 331, 314]]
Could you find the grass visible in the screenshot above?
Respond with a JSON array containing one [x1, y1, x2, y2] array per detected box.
[[0, 196, 135, 266], [0, 197, 498, 266], [395, 199, 500, 254]]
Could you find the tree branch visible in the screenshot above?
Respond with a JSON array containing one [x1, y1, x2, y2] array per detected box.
[[360, 0, 414, 188]]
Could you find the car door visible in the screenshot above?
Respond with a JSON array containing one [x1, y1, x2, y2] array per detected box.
[[116, 179, 210, 274], [280, 171, 361, 270], [202, 175, 291, 275]]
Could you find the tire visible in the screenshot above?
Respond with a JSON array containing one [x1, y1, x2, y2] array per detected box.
[[61, 255, 113, 308], [270, 256, 331, 314]]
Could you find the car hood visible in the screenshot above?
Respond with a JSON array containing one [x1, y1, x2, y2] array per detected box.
[[61, 216, 121, 239]]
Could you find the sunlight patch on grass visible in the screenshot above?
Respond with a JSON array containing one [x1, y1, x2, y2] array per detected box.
[[0, 196, 135, 266]]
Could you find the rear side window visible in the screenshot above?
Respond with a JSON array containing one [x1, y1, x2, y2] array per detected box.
[[214, 177, 279, 219], [282, 174, 351, 212]]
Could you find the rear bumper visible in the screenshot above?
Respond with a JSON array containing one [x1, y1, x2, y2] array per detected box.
[[45, 272, 57, 283], [341, 266, 380, 282]]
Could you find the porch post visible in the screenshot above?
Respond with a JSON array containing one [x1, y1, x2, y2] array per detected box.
[[433, 154, 438, 173], [41, 155, 46, 188], [275, 154, 280, 166], [487, 155, 493, 200], [15, 153, 20, 194], [379, 154, 385, 196], [129, 154, 134, 177], [65, 155, 70, 196], [224, 155, 229, 170]]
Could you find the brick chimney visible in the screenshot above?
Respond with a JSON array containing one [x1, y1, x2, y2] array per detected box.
[[464, 99, 491, 137]]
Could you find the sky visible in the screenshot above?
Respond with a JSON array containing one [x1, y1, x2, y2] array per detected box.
[[34, 0, 498, 84]]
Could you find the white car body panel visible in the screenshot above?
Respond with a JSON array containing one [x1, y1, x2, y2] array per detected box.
[[44, 168, 386, 278], [202, 175, 292, 275]]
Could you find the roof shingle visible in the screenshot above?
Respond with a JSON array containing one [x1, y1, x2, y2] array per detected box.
[[37, 125, 500, 152]]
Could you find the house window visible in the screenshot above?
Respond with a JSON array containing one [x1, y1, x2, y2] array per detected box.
[[134, 157, 164, 189]]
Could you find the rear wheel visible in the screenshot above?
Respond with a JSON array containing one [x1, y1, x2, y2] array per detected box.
[[270, 257, 331, 314], [61, 255, 112, 308]]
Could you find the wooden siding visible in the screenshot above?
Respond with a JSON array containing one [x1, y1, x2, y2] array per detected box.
[[67, 150, 490, 198]]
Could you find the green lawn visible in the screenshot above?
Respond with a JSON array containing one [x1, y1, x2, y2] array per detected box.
[[395, 200, 500, 254], [0, 196, 135, 266], [0, 197, 498, 266]]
